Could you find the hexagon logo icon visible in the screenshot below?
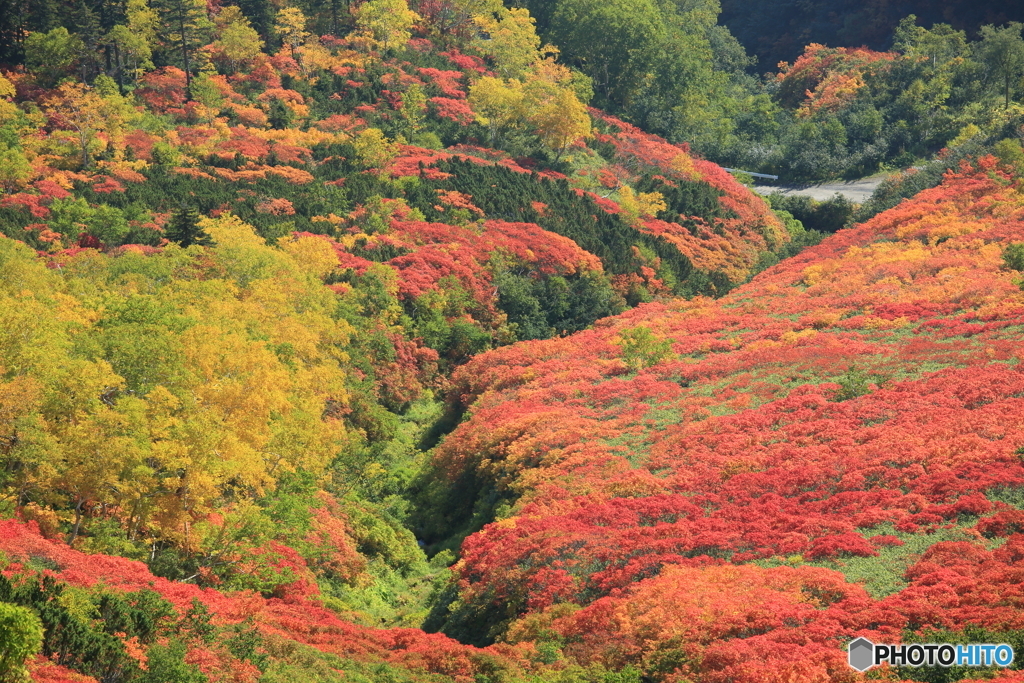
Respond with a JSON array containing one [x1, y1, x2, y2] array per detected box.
[[848, 637, 875, 672]]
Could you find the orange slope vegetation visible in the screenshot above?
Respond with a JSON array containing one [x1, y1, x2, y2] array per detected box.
[[0, 518, 535, 682], [424, 156, 1024, 680]]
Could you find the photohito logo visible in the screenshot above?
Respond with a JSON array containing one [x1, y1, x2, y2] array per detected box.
[[847, 638, 1014, 672]]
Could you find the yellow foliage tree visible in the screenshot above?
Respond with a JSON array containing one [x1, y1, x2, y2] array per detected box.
[[473, 7, 542, 79], [0, 74, 14, 99], [279, 234, 340, 280], [0, 224, 354, 550], [106, 0, 157, 87], [354, 0, 420, 52], [275, 7, 310, 63], [468, 57, 591, 157], [93, 74, 140, 161], [216, 6, 264, 69], [617, 186, 667, 226], [353, 127, 402, 176], [43, 82, 108, 169], [468, 76, 525, 145], [0, 146, 32, 193], [528, 85, 591, 160]]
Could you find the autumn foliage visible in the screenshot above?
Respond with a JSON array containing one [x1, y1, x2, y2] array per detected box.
[[776, 44, 896, 115], [420, 157, 1024, 679], [5, 1, 1024, 682]]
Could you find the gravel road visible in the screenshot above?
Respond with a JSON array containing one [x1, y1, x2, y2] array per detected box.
[[752, 176, 887, 203]]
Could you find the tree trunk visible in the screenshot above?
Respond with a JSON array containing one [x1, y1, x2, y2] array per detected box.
[[179, 2, 192, 100], [66, 497, 85, 545], [80, 128, 91, 169]]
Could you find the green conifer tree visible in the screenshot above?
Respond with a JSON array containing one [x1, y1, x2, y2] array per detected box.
[[151, 0, 213, 98], [165, 205, 212, 247]]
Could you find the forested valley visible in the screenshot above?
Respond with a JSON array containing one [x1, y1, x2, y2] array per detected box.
[[1, 0, 1024, 681]]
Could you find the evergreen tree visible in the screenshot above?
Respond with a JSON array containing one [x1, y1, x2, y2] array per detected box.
[[151, 0, 213, 99], [267, 97, 294, 129], [234, 0, 274, 42], [299, 0, 348, 37], [33, 0, 65, 31], [165, 205, 212, 247], [0, 0, 28, 63], [70, 0, 105, 81]]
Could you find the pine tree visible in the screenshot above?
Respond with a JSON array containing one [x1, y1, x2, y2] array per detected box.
[[151, 0, 212, 99], [234, 0, 274, 41], [70, 0, 105, 81], [165, 205, 212, 247], [25, 0, 63, 47], [0, 0, 28, 63]]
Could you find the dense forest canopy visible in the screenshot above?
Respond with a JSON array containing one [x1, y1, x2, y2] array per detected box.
[[1, 0, 1024, 681], [505, 0, 1024, 181], [719, 0, 1024, 73]]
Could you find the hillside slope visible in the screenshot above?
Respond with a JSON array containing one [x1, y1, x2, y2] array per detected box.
[[10, 1, 1024, 681], [417, 156, 1024, 680], [0, 8, 799, 682], [0, 516, 542, 682], [719, 0, 1023, 69]]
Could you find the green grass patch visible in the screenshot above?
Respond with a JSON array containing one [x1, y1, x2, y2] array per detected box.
[[987, 485, 1024, 509], [807, 523, 1002, 598]]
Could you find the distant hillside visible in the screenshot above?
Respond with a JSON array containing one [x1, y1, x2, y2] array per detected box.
[[720, 0, 1024, 70]]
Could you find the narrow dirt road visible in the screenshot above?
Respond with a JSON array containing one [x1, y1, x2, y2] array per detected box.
[[752, 176, 887, 203]]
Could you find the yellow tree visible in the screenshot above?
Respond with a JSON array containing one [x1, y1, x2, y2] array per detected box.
[[0, 146, 31, 193], [0, 375, 44, 509], [617, 185, 667, 227], [273, 8, 332, 77], [0, 74, 13, 100], [528, 85, 591, 160], [353, 127, 402, 176], [188, 70, 225, 123], [274, 7, 310, 64], [0, 75, 33, 189], [56, 390, 138, 545], [278, 233, 339, 280], [399, 83, 428, 137], [126, 0, 160, 48], [216, 6, 264, 70], [93, 74, 140, 162], [106, 0, 158, 87], [0, 271, 131, 543], [468, 76, 525, 145], [355, 0, 420, 52], [106, 25, 154, 88], [468, 53, 590, 156], [473, 7, 543, 79], [43, 82, 107, 170], [0, 228, 358, 553]]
